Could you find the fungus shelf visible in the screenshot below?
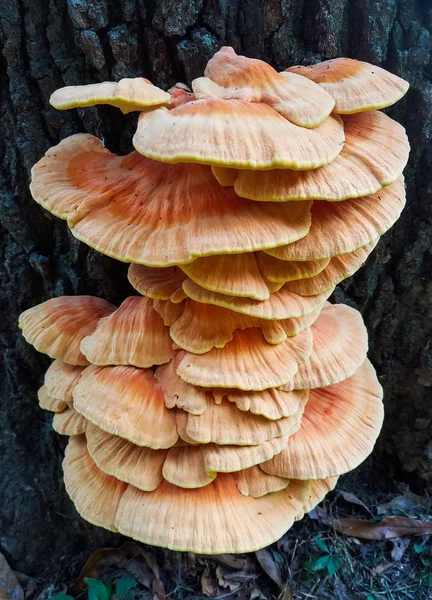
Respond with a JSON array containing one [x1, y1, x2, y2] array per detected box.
[[20, 47, 409, 554]]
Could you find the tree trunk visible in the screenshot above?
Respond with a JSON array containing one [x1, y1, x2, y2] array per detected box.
[[0, 0, 431, 575]]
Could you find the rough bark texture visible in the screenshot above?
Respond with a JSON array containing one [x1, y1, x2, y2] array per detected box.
[[0, 0, 431, 576]]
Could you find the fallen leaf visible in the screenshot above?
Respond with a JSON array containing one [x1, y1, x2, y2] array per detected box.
[[124, 557, 151, 588], [279, 586, 292, 600], [198, 554, 248, 570], [255, 549, 283, 588], [318, 515, 432, 539], [69, 543, 165, 599], [201, 566, 217, 597], [371, 562, 393, 575], [0, 553, 24, 600], [377, 492, 431, 516], [215, 566, 240, 591], [336, 490, 372, 515], [391, 537, 410, 562]]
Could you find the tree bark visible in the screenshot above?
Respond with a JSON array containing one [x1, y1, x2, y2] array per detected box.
[[0, 0, 431, 575]]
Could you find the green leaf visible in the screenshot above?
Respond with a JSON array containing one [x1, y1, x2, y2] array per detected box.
[[50, 595, 75, 600], [326, 555, 343, 577], [420, 555, 432, 567], [413, 543, 424, 554], [314, 537, 330, 554], [84, 578, 112, 600], [115, 576, 137, 600], [305, 555, 330, 572]]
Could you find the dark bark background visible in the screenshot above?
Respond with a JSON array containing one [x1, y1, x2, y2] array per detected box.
[[0, 0, 431, 578]]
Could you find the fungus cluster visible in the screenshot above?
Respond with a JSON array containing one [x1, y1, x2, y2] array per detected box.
[[20, 49, 409, 554]]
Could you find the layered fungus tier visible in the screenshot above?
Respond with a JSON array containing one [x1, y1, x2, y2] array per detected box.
[[20, 48, 409, 554]]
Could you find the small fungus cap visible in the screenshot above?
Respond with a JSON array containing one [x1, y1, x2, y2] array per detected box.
[[44, 359, 85, 403], [182, 278, 332, 320], [168, 298, 320, 353], [284, 240, 378, 297], [221, 111, 409, 202], [86, 423, 166, 492], [73, 365, 178, 449], [262, 359, 384, 480], [19, 296, 116, 365], [285, 58, 409, 114], [265, 177, 406, 261], [281, 303, 369, 390], [50, 78, 170, 113], [192, 46, 335, 128], [157, 355, 307, 420], [176, 327, 313, 390], [80, 296, 175, 368]]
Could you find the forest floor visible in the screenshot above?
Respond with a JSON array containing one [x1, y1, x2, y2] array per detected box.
[[3, 464, 432, 600]]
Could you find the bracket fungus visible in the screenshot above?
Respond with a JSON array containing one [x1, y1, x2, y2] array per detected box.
[[20, 47, 409, 554]]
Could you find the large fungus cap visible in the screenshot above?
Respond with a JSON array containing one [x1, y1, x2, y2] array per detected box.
[[115, 475, 310, 553], [285, 241, 378, 296], [133, 100, 345, 170], [176, 327, 313, 390], [192, 46, 334, 128], [19, 296, 116, 365], [50, 78, 170, 113], [218, 110, 409, 202], [282, 303, 368, 390], [183, 278, 332, 320], [63, 435, 311, 553], [285, 58, 409, 114], [157, 357, 307, 420], [262, 360, 384, 480], [73, 365, 178, 449], [80, 296, 175, 368], [265, 177, 405, 261], [168, 298, 319, 353], [44, 359, 85, 403], [86, 423, 166, 492], [31, 134, 313, 266]]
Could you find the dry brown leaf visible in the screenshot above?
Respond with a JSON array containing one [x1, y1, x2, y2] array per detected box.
[[279, 586, 293, 600], [391, 537, 410, 562], [371, 562, 393, 575], [198, 554, 248, 570], [201, 566, 217, 597], [215, 565, 240, 591], [255, 549, 283, 589], [69, 542, 165, 599], [377, 492, 431, 516], [0, 553, 23, 600], [319, 515, 432, 539], [337, 490, 372, 515]]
